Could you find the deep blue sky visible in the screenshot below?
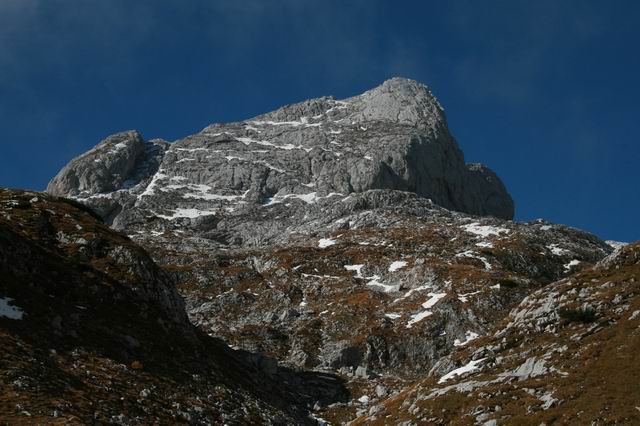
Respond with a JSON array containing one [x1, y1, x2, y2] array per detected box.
[[1, 1, 638, 242]]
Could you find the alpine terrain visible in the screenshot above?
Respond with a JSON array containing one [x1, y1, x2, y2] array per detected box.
[[1, 78, 637, 424]]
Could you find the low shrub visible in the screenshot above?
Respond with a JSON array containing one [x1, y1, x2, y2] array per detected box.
[[558, 307, 596, 323]]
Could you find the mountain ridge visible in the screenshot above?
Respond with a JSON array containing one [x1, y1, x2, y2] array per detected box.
[[46, 77, 514, 229]]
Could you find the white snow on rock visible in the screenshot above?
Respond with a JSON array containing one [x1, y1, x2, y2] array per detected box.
[[388, 260, 408, 272], [423, 292, 447, 309], [140, 171, 168, 198], [0, 297, 24, 320], [264, 192, 344, 206], [406, 292, 447, 328], [384, 313, 401, 319], [249, 117, 322, 128], [547, 244, 570, 256], [453, 331, 480, 347], [344, 264, 364, 278], [461, 222, 509, 238], [366, 276, 399, 293], [438, 358, 485, 384], [458, 291, 481, 303], [475, 241, 493, 248], [318, 238, 337, 248], [539, 391, 558, 410], [606, 240, 628, 250], [156, 208, 217, 220], [395, 283, 433, 302], [456, 250, 492, 270], [564, 259, 581, 271], [406, 310, 433, 328]]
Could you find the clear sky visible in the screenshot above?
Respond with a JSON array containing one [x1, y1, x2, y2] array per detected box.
[[1, 0, 638, 242]]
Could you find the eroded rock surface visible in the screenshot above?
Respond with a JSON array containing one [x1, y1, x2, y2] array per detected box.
[[0, 189, 347, 424], [47, 77, 514, 228]]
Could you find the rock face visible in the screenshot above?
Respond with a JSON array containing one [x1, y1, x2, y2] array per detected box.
[[0, 189, 347, 424], [365, 242, 640, 425], [47, 77, 514, 229], [36, 77, 637, 425]]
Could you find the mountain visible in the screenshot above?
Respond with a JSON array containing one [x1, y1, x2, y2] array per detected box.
[[3, 77, 633, 424], [46, 77, 514, 238]]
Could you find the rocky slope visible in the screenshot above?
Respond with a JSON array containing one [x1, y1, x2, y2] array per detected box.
[[34, 77, 636, 424], [349, 242, 640, 425], [0, 189, 347, 424]]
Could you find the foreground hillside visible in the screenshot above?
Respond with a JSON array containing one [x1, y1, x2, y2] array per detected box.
[[346, 242, 640, 425], [0, 189, 347, 424]]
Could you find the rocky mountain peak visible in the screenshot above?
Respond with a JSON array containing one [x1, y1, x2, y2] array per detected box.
[[247, 77, 445, 133], [47, 78, 515, 228], [348, 76, 446, 129]]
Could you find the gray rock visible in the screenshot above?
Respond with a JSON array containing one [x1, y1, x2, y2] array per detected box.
[[375, 385, 388, 398], [368, 404, 385, 416], [508, 357, 548, 380], [354, 366, 376, 379], [47, 77, 514, 233]]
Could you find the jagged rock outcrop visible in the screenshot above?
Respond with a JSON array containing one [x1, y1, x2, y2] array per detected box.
[[47, 77, 514, 231], [47, 131, 168, 224]]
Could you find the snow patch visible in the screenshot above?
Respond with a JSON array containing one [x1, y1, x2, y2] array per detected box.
[[249, 118, 322, 129], [406, 293, 447, 328], [388, 260, 407, 272], [140, 171, 168, 198], [0, 297, 24, 320], [406, 310, 433, 328], [156, 208, 217, 220], [457, 291, 481, 303], [344, 264, 364, 278], [318, 238, 337, 248], [453, 331, 480, 347], [475, 241, 493, 248], [438, 358, 485, 384], [456, 250, 492, 270], [564, 259, 581, 271], [423, 292, 447, 309], [547, 244, 570, 256], [366, 276, 398, 293], [263, 192, 343, 206], [395, 283, 433, 302], [461, 223, 509, 238]]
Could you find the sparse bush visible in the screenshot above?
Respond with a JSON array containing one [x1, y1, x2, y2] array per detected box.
[[499, 279, 519, 289], [558, 307, 596, 323]]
